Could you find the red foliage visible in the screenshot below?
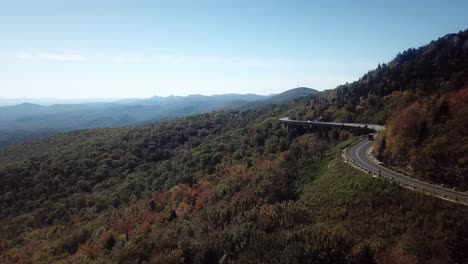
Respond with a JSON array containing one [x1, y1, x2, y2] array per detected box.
[[447, 87, 468, 106], [377, 247, 420, 264], [224, 164, 254, 179], [231, 193, 258, 205], [25, 240, 41, 255], [380, 87, 468, 188], [281, 152, 292, 161], [189, 181, 211, 197], [152, 191, 171, 212], [140, 209, 157, 230], [257, 204, 276, 231], [253, 159, 273, 169], [192, 182, 213, 210], [112, 215, 135, 236], [71, 215, 83, 225], [77, 240, 101, 258], [175, 201, 191, 218], [112, 218, 135, 234], [150, 248, 183, 264], [230, 192, 259, 211]]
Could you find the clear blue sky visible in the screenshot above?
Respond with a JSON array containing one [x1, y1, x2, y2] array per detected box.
[[1, 0, 467, 99]]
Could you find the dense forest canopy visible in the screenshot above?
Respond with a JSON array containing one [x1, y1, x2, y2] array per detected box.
[[0, 88, 319, 148], [374, 87, 468, 190], [1, 30, 468, 263], [286, 30, 468, 190], [290, 30, 468, 124]]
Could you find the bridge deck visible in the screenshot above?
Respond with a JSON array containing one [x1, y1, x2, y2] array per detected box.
[[279, 117, 385, 131]]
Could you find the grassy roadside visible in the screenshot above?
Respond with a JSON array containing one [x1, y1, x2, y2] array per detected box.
[[298, 138, 468, 263]]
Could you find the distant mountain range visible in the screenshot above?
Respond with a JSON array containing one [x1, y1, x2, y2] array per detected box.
[[0, 98, 121, 106], [0, 87, 318, 147], [262, 87, 318, 104], [1, 30, 467, 263]]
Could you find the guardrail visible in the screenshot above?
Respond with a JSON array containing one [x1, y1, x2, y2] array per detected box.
[[341, 138, 468, 206]]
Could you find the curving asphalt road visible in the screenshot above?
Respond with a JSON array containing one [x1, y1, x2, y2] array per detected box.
[[346, 138, 468, 205], [278, 117, 468, 205]]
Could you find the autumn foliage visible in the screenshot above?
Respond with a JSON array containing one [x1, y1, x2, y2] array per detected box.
[[376, 87, 468, 189], [1, 30, 468, 263]]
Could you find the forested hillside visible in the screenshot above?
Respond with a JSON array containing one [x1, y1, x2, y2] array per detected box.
[[0, 89, 318, 148], [374, 88, 468, 190], [288, 29, 468, 190], [1, 103, 467, 263], [290, 30, 468, 124], [0, 93, 268, 148], [1, 31, 468, 263]]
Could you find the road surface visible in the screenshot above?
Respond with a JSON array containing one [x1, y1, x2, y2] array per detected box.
[[279, 117, 468, 205], [346, 138, 468, 205]]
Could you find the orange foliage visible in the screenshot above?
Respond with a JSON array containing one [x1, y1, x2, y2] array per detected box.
[[2, 247, 24, 263], [112, 215, 136, 236], [377, 247, 420, 264], [281, 152, 292, 161], [113, 199, 161, 235], [253, 159, 274, 169], [220, 164, 255, 179], [76, 240, 101, 258], [230, 192, 259, 211], [150, 248, 183, 264], [192, 182, 213, 210], [140, 209, 157, 230], [383, 98, 431, 165], [257, 204, 276, 231], [175, 201, 191, 218], [24, 240, 41, 256], [152, 191, 171, 212], [380, 87, 468, 188], [447, 87, 468, 106], [71, 215, 83, 225], [167, 181, 214, 217]]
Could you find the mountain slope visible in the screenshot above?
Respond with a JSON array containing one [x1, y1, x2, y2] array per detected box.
[[374, 87, 468, 190], [0, 89, 320, 148], [285, 29, 468, 190], [0, 94, 268, 132], [294, 29, 468, 124], [1, 109, 466, 263], [264, 87, 319, 103], [0, 93, 270, 148], [1, 31, 468, 263]]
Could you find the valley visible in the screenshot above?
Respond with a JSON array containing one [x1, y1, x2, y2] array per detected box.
[[0, 4, 467, 262]]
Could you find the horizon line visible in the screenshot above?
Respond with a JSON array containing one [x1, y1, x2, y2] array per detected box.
[[0, 87, 317, 101]]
